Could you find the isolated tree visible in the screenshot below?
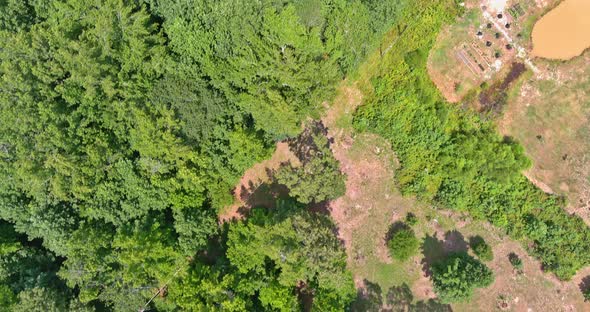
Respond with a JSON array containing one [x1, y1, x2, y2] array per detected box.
[[387, 227, 419, 261], [276, 123, 345, 204], [431, 252, 494, 303]]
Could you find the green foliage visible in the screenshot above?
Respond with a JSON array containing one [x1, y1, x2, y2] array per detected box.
[[227, 203, 355, 308], [508, 253, 523, 272], [387, 227, 419, 261], [431, 252, 494, 303], [405, 213, 419, 226], [12, 287, 65, 312], [0, 284, 16, 309], [353, 0, 590, 280], [169, 200, 356, 311], [582, 287, 590, 302], [0, 0, 428, 309], [276, 122, 346, 204], [0, 0, 50, 32], [470, 236, 493, 262]]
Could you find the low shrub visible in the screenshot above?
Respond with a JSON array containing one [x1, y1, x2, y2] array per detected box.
[[387, 227, 419, 261], [470, 236, 493, 261]]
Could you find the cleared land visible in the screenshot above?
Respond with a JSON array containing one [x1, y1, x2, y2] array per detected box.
[[221, 1, 590, 309], [427, 0, 590, 225], [499, 52, 590, 225], [323, 82, 588, 311]]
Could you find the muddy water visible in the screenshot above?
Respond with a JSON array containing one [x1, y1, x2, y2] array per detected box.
[[531, 0, 590, 60]]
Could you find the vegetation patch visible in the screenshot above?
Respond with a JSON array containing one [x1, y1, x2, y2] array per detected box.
[[353, 0, 590, 280], [387, 225, 420, 261], [470, 236, 494, 262], [431, 252, 494, 303]]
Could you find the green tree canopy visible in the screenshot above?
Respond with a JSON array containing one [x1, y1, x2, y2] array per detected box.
[[276, 122, 346, 204], [431, 252, 494, 303], [387, 227, 419, 261]]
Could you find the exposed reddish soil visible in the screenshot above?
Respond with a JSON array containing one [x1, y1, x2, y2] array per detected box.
[[427, 64, 461, 103], [218, 142, 298, 223]]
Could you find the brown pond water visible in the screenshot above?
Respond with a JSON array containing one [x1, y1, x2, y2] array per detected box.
[[531, 0, 590, 60]]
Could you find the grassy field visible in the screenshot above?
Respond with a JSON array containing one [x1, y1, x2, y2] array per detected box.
[[499, 52, 590, 225], [323, 77, 588, 310]]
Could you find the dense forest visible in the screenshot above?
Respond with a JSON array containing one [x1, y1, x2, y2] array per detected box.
[[0, 0, 406, 310], [2, 0, 590, 310]]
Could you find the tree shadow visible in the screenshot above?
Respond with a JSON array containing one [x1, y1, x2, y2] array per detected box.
[[421, 230, 468, 277], [411, 299, 452, 312], [350, 279, 383, 312], [382, 283, 452, 312], [468, 235, 485, 249], [244, 182, 289, 210], [296, 281, 314, 312], [286, 120, 333, 163], [443, 230, 468, 254], [307, 200, 332, 216], [384, 283, 413, 311], [579, 275, 590, 295], [349, 280, 452, 312], [421, 233, 445, 277], [385, 221, 412, 241], [232, 177, 291, 220]]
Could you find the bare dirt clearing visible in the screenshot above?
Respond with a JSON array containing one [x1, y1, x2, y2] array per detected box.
[[218, 142, 299, 222], [321, 81, 589, 310]]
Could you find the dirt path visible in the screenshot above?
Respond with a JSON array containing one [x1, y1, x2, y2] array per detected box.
[[322, 84, 397, 284], [218, 142, 298, 222]]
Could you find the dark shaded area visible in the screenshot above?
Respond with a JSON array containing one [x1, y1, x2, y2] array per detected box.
[[385, 283, 413, 311], [286, 120, 333, 164], [478, 62, 527, 113], [579, 275, 590, 301], [307, 199, 333, 216], [579, 275, 590, 292], [443, 230, 468, 254], [421, 234, 446, 277], [351, 279, 384, 312], [297, 281, 314, 312], [421, 231, 468, 277], [411, 299, 452, 312], [350, 280, 452, 312], [468, 235, 485, 249], [386, 221, 412, 241], [241, 180, 290, 211]]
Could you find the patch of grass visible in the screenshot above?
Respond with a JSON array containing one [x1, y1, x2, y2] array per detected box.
[[500, 52, 590, 212], [357, 258, 420, 291], [519, 13, 538, 41]]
